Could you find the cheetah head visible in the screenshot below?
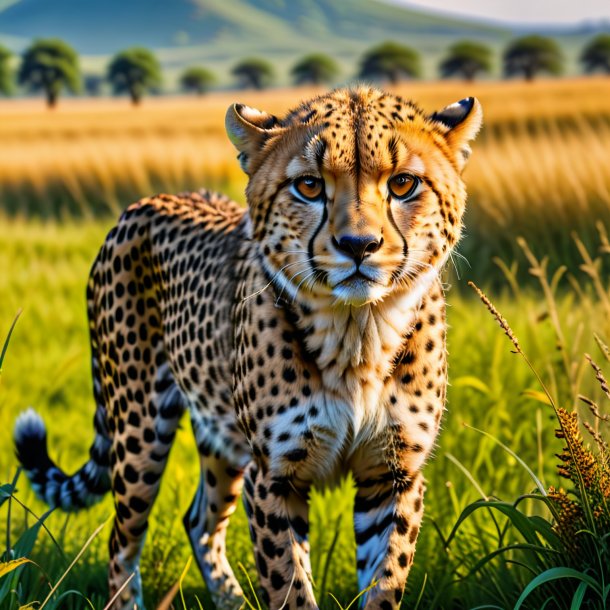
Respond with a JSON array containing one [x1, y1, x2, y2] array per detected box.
[[226, 87, 482, 307]]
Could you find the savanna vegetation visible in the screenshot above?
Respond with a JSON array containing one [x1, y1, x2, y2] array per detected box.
[[1, 77, 609, 609], [0, 31, 608, 106], [17, 39, 81, 107]]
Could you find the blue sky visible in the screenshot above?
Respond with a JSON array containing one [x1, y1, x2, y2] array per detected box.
[[398, 0, 610, 25]]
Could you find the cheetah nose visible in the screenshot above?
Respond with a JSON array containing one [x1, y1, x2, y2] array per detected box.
[[332, 234, 383, 264]]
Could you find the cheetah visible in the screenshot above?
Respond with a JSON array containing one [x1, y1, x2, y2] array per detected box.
[[14, 86, 482, 609]]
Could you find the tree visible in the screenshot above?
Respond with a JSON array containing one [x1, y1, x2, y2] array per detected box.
[[179, 66, 216, 95], [0, 45, 12, 95], [18, 39, 80, 107], [580, 34, 610, 74], [291, 53, 339, 86], [439, 41, 492, 81], [84, 74, 104, 97], [107, 47, 162, 105], [359, 41, 421, 84], [232, 58, 274, 90], [503, 35, 563, 81]]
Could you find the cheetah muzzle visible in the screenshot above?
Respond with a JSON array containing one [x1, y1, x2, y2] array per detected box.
[[14, 87, 482, 609]]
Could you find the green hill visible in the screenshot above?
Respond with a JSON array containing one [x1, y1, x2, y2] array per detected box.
[[0, 0, 598, 84], [0, 0, 513, 83]]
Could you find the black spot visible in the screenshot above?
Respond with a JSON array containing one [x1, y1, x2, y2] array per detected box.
[[267, 513, 289, 534], [143, 471, 160, 485], [255, 506, 266, 528], [270, 477, 291, 497], [113, 474, 126, 495], [129, 496, 149, 513], [124, 465, 139, 483], [262, 536, 278, 558], [394, 514, 409, 535], [117, 501, 131, 520], [256, 552, 268, 578], [285, 448, 308, 462], [127, 412, 140, 427], [126, 437, 141, 454], [270, 570, 286, 590], [282, 367, 297, 383], [291, 516, 308, 539]]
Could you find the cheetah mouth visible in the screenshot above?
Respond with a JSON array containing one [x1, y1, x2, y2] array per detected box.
[[336, 270, 377, 287], [331, 270, 389, 305]]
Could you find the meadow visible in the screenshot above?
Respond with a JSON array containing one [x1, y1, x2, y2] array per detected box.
[[1, 78, 610, 609]]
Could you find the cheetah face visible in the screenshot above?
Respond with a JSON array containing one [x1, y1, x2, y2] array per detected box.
[[227, 87, 482, 306]]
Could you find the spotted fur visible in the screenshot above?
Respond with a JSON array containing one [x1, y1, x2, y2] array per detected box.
[[14, 86, 482, 609]]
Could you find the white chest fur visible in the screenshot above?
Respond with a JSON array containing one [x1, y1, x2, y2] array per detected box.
[[301, 268, 439, 443]]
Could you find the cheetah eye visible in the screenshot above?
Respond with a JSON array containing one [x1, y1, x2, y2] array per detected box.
[[388, 174, 420, 201], [292, 176, 325, 203]]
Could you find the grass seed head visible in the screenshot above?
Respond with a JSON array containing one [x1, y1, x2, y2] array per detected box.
[[586, 354, 610, 400], [468, 281, 520, 352]]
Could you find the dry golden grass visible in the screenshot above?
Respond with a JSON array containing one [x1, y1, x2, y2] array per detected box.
[[2, 77, 608, 136], [0, 77, 609, 274]]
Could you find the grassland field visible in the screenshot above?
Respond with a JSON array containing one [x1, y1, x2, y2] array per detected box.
[[0, 77, 609, 609]]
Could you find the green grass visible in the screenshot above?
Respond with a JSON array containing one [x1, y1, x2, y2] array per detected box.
[[1, 219, 609, 608]]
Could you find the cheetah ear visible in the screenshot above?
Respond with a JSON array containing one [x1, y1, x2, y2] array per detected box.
[[225, 103, 281, 174], [430, 97, 483, 173]]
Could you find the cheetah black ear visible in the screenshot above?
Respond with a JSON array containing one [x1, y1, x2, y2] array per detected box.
[[430, 97, 483, 173], [225, 103, 282, 175]]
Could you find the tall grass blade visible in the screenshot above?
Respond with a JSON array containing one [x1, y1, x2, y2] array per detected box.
[[463, 424, 547, 496], [39, 515, 111, 609], [4, 468, 21, 557], [179, 556, 192, 610], [344, 579, 379, 610], [445, 453, 489, 499], [0, 487, 65, 560], [570, 581, 588, 610], [51, 589, 96, 609], [327, 591, 345, 610], [238, 562, 262, 610], [0, 507, 54, 603], [320, 514, 342, 601], [0, 557, 32, 578], [412, 573, 427, 610], [0, 309, 21, 378], [513, 567, 601, 610], [102, 572, 135, 610]]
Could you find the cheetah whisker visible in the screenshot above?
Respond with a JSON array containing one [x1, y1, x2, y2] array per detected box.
[[449, 250, 471, 280], [451, 250, 471, 267], [275, 263, 317, 303], [305, 270, 323, 293], [448, 251, 461, 280], [241, 258, 313, 303], [300, 270, 323, 300], [291, 269, 320, 303]]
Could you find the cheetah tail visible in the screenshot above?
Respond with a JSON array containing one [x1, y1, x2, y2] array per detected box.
[[13, 404, 111, 511]]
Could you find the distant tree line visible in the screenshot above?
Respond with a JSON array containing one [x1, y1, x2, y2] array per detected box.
[[0, 34, 609, 106]]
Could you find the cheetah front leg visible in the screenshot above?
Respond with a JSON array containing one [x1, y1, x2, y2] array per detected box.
[[350, 378, 443, 609], [351, 455, 426, 609], [243, 461, 317, 609]]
